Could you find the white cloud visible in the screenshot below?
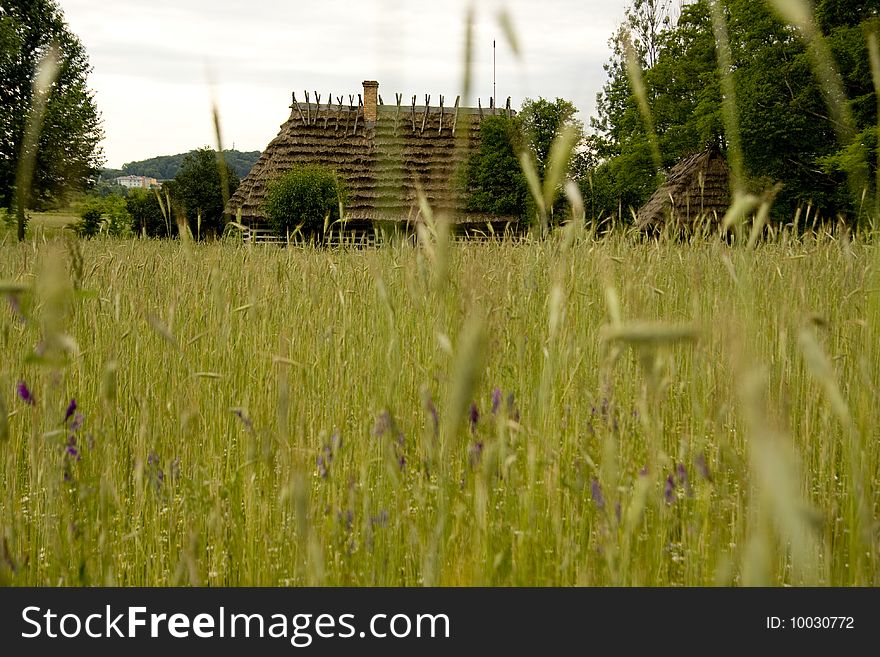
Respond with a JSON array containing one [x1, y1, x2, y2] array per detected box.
[[59, 0, 629, 167]]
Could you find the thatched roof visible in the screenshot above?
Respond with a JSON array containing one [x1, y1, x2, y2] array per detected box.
[[228, 82, 517, 227], [636, 146, 730, 230]]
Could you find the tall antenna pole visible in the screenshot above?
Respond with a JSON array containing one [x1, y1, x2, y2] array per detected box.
[[493, 39, 496, 109]]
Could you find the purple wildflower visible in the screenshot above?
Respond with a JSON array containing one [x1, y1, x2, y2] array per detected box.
[[338, 509, 354, 533], [695, 452, 712, 482], [664, 474, 676, 504], [590, 477, 605, 511], [317, 454, 329, 478], [491, 387, 502, 414], [147, 451, 159, 468], [469, 441, 484, 468], [64, 398, 77, 423], [70, 413, 85, 432], [370, 509, 389, 528], [16, 381, 34, 406], [468, 403, 480, 434], [397, 453, 407, 471], [676, 462, 692, 497], [64, 434, 81, 461]]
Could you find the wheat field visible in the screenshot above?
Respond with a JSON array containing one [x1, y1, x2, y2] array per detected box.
[[0, 227, 877, 586]]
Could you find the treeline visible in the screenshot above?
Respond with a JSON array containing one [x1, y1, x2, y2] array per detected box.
[[101, 149, 260, 181], [587, 0, 879, 224]]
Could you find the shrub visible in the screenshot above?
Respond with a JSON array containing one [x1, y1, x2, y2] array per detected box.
[[74, 195, 132, 238], [263, 165, 345, 238], [462, 115, 528, 218], [165, 148, 239, 239], [126, 188, 173, 238]]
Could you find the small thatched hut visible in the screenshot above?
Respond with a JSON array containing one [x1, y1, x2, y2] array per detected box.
[[228, 80, 518, 238], [636, 146, 730, 231]]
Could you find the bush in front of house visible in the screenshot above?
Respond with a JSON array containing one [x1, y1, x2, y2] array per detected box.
[[263, 165, 345, 239]]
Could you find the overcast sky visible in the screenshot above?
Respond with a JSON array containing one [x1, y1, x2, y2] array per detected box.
[[60, 0, 632, 168]]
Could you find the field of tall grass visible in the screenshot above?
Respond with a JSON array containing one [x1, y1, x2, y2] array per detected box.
[[1, 226, 877, 586]]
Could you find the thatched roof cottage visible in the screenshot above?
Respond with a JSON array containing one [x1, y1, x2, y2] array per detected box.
[[228, 80, 517, 235], [636, 146, 730, 231]]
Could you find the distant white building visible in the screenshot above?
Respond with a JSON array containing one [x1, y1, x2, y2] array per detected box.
[[114, 175, 160, 189]]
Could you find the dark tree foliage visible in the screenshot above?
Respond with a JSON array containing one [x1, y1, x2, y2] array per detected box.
[[263, 165, 344, 238], [126, 188, 171, 238], [463, 115, 528, 217], [106, 149, 260, 181], [0, 0, 103, 211], [163, 147, 239, 238], [519, 97, 584, 178], [462, 99, 584, 224], [589, 0, 879, 224]]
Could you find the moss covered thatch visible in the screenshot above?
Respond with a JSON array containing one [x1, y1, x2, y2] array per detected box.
[[636, 146, 730, 231]]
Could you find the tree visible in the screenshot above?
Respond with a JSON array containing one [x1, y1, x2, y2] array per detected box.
[[589, 0, 879, 224], [519, 97, 584, 178], [262, 165, 344, 239], [164, 148, 239, 239], [462, 115, 528, 217], [0, 0, 103, 222], [625, 0, 675, 68], [126, 188, 171, 238]]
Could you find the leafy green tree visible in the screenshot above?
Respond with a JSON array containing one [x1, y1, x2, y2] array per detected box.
[[164, 148, 239, 238], [0, 0, 103, 215], [263, 165, 344, 239], [462, 115, 528, 217], [589, 0, 878, 224], [519, 97, 584, 178], [126, 188, 171, 238]]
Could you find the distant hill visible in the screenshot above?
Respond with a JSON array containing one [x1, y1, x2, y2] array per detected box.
[[101, 149, 261, 181]]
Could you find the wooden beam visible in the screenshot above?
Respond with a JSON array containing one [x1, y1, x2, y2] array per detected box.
[[336, 96, 343, 131], [325, 91, 332, 128], [506, 96, 511, 118], [478, 97, 483, 119], [292, 91, 306, 124], [395, 93, 402, 133], [314, 92, 321, 125], [411, 95, 416, 131], [438, 95, 444, 134], [452, 95, 461, 135], [421, 94, 430, 134], [304, 90, 310, 124]]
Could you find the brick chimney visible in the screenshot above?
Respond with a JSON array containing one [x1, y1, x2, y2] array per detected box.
[[363, 80, 379, 124]]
